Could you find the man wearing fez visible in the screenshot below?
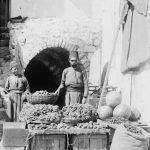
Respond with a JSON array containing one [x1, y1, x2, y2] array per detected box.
[[55, 51, 89, 105], [5, 61, 28, 121]]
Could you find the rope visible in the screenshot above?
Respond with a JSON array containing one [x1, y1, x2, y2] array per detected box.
[[130, 74, 133, 106]]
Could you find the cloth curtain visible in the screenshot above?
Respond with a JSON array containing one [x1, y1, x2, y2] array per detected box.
[[128, 0, 149, 15], [121, 0, 150, 74]]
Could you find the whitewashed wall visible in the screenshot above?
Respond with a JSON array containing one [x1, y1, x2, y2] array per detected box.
[[10, 0, 130, 93], [101, 0, 131, 105], [102, 0, 150, 124], [10, 0, 103, 85], [10, 0, 150, 123]]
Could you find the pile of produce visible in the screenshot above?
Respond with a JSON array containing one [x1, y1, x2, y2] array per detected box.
[[97, 106, 113, 120], [113, 104, 132, 119], [97, 90, 141, 122], [57, 122, 73, 130], [27, 90, 58, 104], [19, 103, 61, 124], [27, 121, 109, 134], [28, 122, 73, 132], [104, 117, 129, 125], [61, 103, 98, 125], [28, 123, 57, 131], [106, 90, 122, 108], [20, 88, 142, 135], [76, 121, 109, 131], [124, 123, 143, 135], [28, 123, 73, 133]]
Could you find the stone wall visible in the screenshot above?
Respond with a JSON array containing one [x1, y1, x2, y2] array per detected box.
[[7, 0, 150, 124], [8, 18, 102, 85], [8, 0, 103, 85]]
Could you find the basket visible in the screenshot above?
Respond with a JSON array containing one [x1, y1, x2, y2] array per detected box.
[[27, 91, 58, 104]]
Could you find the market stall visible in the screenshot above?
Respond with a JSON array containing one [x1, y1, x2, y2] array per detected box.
[[1, 0, 150, 149], [10, 88, 148, 150], [19, 102, 110, 150]]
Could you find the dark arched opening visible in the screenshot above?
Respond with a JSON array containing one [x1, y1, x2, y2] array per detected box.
[[24, 47, 70, 108]]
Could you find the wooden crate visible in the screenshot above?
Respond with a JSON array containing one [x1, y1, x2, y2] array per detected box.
[[71, 133, 109, 150], [28, 134, 66, 150]]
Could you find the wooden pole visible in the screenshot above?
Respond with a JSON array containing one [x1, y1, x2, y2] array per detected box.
[[98, 17, 123, 109], [99, 49, 102, 86], [129, 74, 133, 106]]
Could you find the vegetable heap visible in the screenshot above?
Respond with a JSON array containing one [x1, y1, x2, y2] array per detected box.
[[76, 121, 109, 131], [57, 122, 73, 130], [104, 116, 129, 125], [27, 121, 109, 134], [28, 123, 58, 130], [62, 103, 98, 125], [124, 123, 143, 135], [19, 103, 61, 123], [28, 122, 73, 131]]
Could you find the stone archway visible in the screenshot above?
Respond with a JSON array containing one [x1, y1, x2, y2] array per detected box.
[[24, 47, 70, 107], [9, 18, 102, 89]]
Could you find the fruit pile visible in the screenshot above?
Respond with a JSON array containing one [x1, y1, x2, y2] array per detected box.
[[28, 123, 57, 130], [98, 90, 141, 122], [28, 90, 58, 104], [62, 104, 98, 125], [38, 112, 61, 124], [124, 123, 143, 135], [76, 121, 109, 131], [27, 121, 109, 134], [28, 122, 72, 132], [104, 116, 129, 125], [19, 103, 61, 124], [57, 122, 72, 130]]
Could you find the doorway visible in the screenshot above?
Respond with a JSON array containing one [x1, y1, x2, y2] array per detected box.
[[24, 47, 70, 108], [0, 0, 9, 27], [0, 0, 10, 47]]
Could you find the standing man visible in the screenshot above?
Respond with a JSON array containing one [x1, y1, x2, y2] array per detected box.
[[5, 61, 28, 121], [55, 51, 88, 106]]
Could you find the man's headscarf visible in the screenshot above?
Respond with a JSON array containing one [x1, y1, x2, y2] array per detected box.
[[69, 51, 79, 60]]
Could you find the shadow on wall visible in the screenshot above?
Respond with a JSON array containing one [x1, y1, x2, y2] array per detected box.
[[24, 47, 70, 108]]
